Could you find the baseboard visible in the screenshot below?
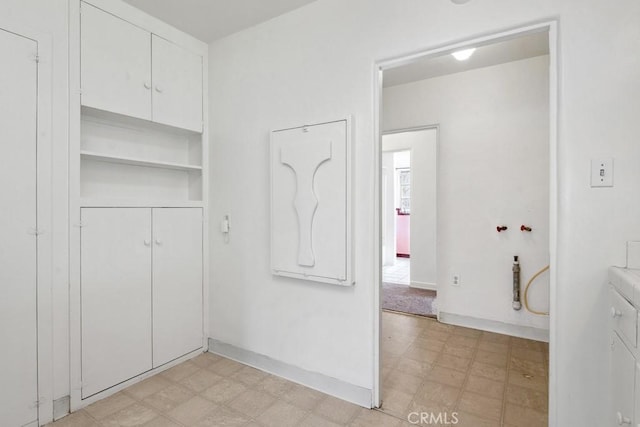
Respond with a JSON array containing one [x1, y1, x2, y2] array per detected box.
[[410, 281, 437, 291], [438, 311, 549, 342], [53, 395, 70, 420], [208, 338, 372, 408]]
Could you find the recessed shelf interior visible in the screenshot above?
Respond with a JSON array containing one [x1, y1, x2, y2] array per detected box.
[[80, 106, 203, 202]]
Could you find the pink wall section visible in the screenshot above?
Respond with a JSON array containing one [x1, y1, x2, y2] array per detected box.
[[396, 209, 410, 257]]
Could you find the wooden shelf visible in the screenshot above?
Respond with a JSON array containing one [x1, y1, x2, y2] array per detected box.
[[81, 151, 202, 172]]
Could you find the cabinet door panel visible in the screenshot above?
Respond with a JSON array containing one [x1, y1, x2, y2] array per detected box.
[[81, 2, 151, 120], [81, 208, 152, 398], [611, 332, 634, 426], [152, 36, 202, 132], [0, 28, 38, 427], [152, 208, 203, 367]]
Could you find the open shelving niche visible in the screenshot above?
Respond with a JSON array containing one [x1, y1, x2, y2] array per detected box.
[[80, 106, 203, 206]]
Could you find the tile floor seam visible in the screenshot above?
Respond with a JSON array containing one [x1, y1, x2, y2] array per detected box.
[[452, 333, 479, 413]]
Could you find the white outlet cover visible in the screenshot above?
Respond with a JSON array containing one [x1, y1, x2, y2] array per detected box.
[[590, 158, 613, 187]]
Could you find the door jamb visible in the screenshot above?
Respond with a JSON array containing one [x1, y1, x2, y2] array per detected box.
[[371, 22, 559, 427]]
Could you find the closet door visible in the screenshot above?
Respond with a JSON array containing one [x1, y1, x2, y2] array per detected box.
[[152, 208, 203, 367], [81, 2, 152, 120], [81, 208, 152, 397], [152, 35, 203, 132], [0, 28, 38, 427]]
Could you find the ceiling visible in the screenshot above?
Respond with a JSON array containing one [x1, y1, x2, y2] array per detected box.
[[124, 0, 318, 42], [383, 31, 549, 87]]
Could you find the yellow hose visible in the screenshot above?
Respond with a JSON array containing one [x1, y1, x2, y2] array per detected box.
[[523, 265, 550, 315]]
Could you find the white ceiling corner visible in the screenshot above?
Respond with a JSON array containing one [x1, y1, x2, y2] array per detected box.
[[123, 0, 318, 42]]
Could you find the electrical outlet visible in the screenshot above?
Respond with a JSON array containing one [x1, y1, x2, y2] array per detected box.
[[452, 274, 461, 286]]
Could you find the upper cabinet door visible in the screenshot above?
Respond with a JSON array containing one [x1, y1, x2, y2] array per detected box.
[[152, 35, 203, 132], [81, 3, 152, 120]]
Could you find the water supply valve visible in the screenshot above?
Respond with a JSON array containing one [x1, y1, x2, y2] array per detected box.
[[496, 225, 508, 232], [520, 225, 532, 232]]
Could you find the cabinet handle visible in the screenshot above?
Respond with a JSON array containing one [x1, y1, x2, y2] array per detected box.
[[155, 239, 162, 246], [155, 85, 163, 93], [143, 82, 151, 90], [616, 411, 631, 425], [144, 239, 151, 246], [611, 307, 623, 318]]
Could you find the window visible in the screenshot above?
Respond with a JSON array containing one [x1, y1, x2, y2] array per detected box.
[[398, 168, 410, 214]]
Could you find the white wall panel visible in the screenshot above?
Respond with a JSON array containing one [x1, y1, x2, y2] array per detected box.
[[271, 120, 353, 285]]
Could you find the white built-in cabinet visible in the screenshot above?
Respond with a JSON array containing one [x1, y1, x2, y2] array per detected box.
[[608, 272, 640, 426], [81, 2, 203, 132], [70, 0, 208, 408], [81, 208, 202, 398]]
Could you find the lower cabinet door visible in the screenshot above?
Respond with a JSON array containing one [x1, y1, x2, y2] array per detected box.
[[611, 332, 635, 426], [81, 208, 153, 398], [152, 208, 203, 367]]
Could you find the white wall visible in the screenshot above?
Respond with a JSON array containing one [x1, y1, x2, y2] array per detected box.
[[384, 56, 550, 332], [208, 0, 640, 424], [0, 0, 70, 405], [381, 152, 395, 266], [383, 130, 438, 288]]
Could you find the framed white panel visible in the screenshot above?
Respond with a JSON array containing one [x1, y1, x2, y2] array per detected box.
[[271, 118, 353, 286]]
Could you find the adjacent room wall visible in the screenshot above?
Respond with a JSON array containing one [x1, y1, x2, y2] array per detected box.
[[384, 56, 550, 334], [0, 0, 70, 407], [383, 130, 438, 288], [381, 152, 395, 266], [208, 0, 640, 423]]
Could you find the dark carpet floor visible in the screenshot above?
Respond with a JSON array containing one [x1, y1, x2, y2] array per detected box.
[[382, 282, 437, 318]]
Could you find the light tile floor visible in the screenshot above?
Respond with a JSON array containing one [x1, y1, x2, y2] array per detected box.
[[383, 257, 410, 285], [380, 311, 549, 426], [49, 311, 548, 427]]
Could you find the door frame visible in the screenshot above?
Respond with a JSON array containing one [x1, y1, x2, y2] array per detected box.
[[371, 21, 559, 426], [0, 21, 54, 426], [381, 125, 439, 286]]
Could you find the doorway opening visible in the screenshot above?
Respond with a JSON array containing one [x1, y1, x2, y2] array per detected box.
[[381, 129, 438, 318], [373, 22, 558, 426]]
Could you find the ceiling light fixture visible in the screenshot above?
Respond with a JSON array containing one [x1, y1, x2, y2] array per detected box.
[[451, 48, 476, 61], [450, 0, 472, 4]]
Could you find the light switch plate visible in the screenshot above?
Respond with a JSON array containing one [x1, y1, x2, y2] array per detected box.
[[590, 158, 613, 187]]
